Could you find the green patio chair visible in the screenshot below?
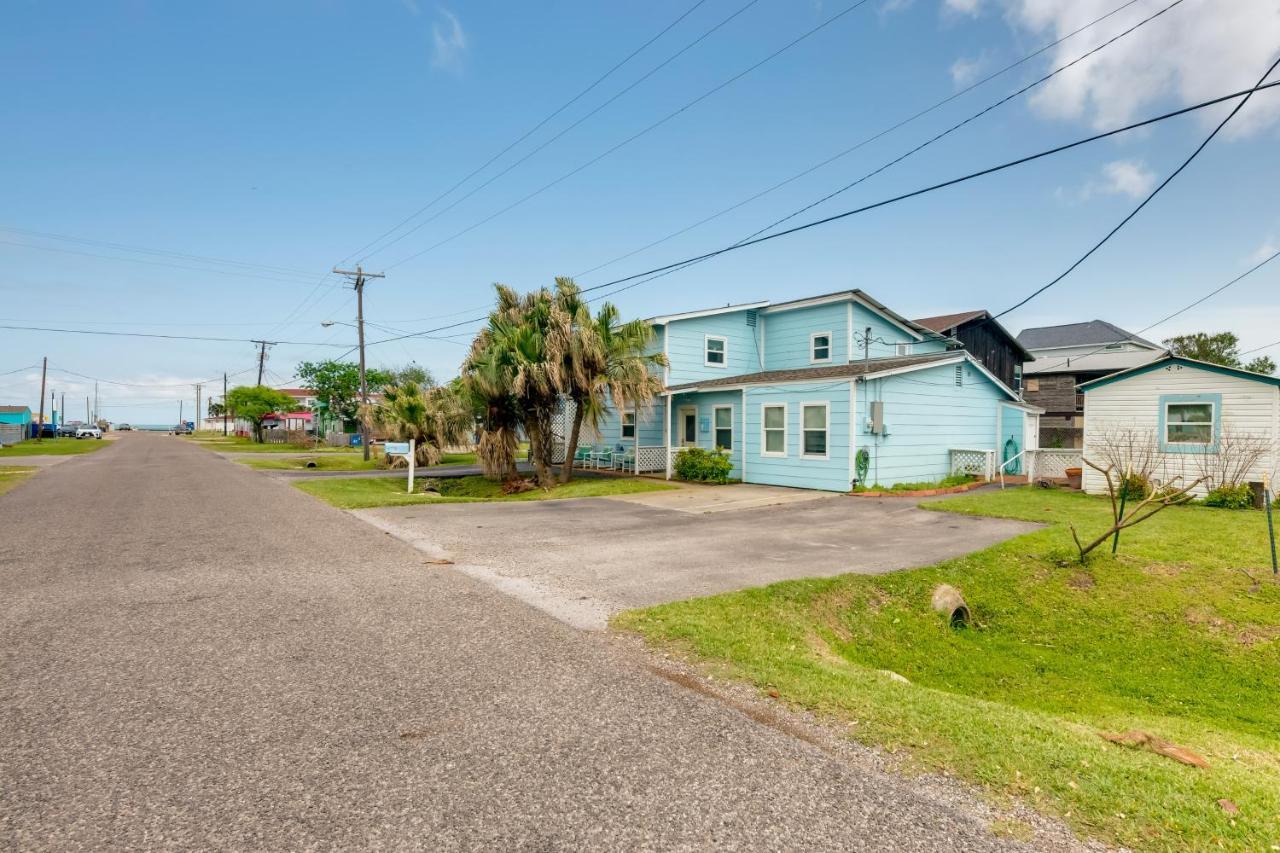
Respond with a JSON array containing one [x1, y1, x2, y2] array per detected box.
[[616, 448, 636, 473], [572, 445, 593, 468]]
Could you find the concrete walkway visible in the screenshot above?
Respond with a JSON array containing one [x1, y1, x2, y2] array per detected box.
[[0, 431, 1076, 851]]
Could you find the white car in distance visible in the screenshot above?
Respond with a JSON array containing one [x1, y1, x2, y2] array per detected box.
[[75, 426, 103, 440]]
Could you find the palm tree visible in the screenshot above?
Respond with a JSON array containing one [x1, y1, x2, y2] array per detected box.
[[371, 380, 472, 467], [555, 278, 666, 484], [459, 342, 521, 482]]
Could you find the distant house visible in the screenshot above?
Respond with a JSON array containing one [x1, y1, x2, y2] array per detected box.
[[0, 405, 32, 445], [1017, 320, 1165, 448], [580, 288, 1042, 490], [1079, 354, 1279, 497], [914, 310, 1034, 393]]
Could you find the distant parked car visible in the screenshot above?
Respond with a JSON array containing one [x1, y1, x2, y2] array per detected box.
[[38, 424, 57, 438], [170, 424, 193, 435], [76, 426, 103, 440], [117, 424, 133, 431], [56, 425, 77, 437]]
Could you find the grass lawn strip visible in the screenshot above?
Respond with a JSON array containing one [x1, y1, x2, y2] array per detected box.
[[0, 467, 36, 496], [296, 474, 675, 509], [0, 438, 109, 457], [185, 435, 358, 453], [240, 451, 477, 471], [615, 488, 1280, 851]]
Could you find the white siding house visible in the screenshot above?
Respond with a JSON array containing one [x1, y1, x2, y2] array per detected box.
[[1080, 356, 1280, 497]]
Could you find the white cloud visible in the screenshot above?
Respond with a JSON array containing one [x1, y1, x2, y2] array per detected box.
[[880, 0, 915, 15], [944, 0, 983, 15], [1248, 238, 1279, 265], [1006, 0, 1280, 137], [949, 54, 986, 87], [1063, 159, 1156, 202], [431, 8, 467, 73]]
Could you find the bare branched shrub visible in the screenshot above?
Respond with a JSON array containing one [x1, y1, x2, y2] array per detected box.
[[1190, 426, 1271, 489], [1070, 459, 1204, 563], [1091, 424, 1160, 493]]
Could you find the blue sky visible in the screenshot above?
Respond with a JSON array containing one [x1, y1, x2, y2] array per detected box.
[[2, 0, 1278, 419]]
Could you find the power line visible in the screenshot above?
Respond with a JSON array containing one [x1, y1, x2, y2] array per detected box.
[[0, 323, 355, 347], [341, 0, 716, 265], [46, 365, 258, 389], [382, 0, 876, 271], [571, 0, 1155, 280], [0, 225, 319, 279], [357, 78, 1280, 350], [1031, 248, 1280, 374], [993, 52, 1280, 319]]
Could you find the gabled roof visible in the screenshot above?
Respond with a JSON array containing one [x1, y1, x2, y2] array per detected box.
[[913, 309, 1034, 361], [1079, 354, 1280, 391], [0, 405, 32, 413], [664, 351, 1019, 401], [1016, 320, 1161, 351], [647, 300, 770, 325]]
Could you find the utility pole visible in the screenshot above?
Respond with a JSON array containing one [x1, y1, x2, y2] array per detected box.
[[93, 382, 99, 425], [85, 396, 90, 425], [333, 265, 385, 462], [60, 392, 65, 428], [223, 372, 229, 437], [179, 399, 183, 428], [36, 357, 47, 442], [252, 340, 275, 386], [195, 384, 202, 433]]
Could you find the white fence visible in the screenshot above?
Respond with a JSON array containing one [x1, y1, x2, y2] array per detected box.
[[0, 424, 25, 446], [1026, 449, 1082, 481], [950, 448, 996, 480]]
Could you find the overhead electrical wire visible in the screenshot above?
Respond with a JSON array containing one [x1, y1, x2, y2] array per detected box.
[[341, 0, 718, 265], [571, 0, 1156, 281], [46, 365, 259, 389], [991, 51, 1280, 320], [381, 0, 878, 271], [0, 323, 355, 347], [358, 78, 1280, 350]]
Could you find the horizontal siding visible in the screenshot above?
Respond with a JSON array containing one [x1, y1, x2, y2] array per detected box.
[[762, 303, 848, 370], [669, 390, 744, 477], [582, 395, 665, 450], [665, 312, 760, 386], [856, 361, 1002, 487], [742, 382, 852, 492], [1082, 365, 1279, 496]]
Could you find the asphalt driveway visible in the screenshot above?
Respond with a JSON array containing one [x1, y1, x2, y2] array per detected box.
[[357, 489, 1038, 630]]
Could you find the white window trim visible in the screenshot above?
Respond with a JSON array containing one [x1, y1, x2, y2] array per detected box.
[[713, 404, 734, 451], [760, 403, 788, 458], [895, 343, 914, 356], [621, 410, 636, 439], [704, 334, 728, 368], [810, 331, 833, 364], [1164, 400, 1216, 445], [800, 401, 830, 460]]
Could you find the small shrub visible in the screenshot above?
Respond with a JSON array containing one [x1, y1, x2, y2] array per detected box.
[[673, 447, 733, 484], [1202, 483, 1255, 510], [1118, 472, 1151, 501]]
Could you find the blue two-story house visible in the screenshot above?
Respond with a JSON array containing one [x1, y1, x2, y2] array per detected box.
[[581, 289, 1041, 491]]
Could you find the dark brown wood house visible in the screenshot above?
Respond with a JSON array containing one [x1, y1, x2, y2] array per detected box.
[[914, 310, 1033, 392]]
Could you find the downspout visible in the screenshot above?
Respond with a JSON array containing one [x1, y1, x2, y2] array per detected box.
[[741, 387, 748, 484], [663, 393, 672, 480]]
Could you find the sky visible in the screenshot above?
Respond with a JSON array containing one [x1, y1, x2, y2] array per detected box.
[[2, 0, 1278, 421]]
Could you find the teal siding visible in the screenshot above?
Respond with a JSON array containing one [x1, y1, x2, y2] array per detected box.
[[583, 395, 665, 450], [668, 390, 744, 478], [664, 311, 762, 386], [854, 361, 1003, 487], [741, 382, 852, 492], [0, 408, 32, 425], [849, 302, 943, 359], [762, 303, 848, 369], [998, 403, 1025, 474]]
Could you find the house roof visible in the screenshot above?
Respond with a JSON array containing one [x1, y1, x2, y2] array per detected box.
[[1078, 354, 1280, 391], [913, 309, 1035, 361], [1016, 320, 1161, 351], [647, 300, 770, 325], [0, 405, 31, 413], [665, 352, 961, 392]]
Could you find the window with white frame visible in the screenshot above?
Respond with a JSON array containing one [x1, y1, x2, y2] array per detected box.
[[810, 332, 831, 363], [705, 335, 727, 367], [621, 411, 636, 439], [1165, 401, 1214, 445], [1013, 363, 1023, 391], [895, 343, 913, 356], [713, 406, 733, 450], [801, 403, 828, 458], [761, 404, 786, 456]]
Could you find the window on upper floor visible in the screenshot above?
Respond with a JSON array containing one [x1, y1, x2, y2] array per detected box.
[[896, 343, 914, 356], [705, 335, 727, 367], [1025, 377, 1040, 393], [810, 332, 831, 363], [1013, 363, 1023, 390], [621, 411, 636, 439]]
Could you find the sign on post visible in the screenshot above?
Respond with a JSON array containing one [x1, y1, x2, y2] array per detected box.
[[384, 440, 416, 494]]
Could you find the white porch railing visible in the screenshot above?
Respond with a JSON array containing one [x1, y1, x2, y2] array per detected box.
[[950, 448, 996, 480], [1026, 448, 1082, 481]]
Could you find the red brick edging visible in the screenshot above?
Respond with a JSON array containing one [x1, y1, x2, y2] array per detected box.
[[847, 479, 990, 498]]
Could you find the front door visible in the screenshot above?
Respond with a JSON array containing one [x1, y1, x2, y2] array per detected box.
[[680, 407, 697, 446]]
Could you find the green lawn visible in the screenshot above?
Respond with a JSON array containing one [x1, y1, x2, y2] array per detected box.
[[241, 451, 476, 471], [0, 437, 108, 457], [296, 473, 675, 509], [0, 467, 36, 496], [616, 488, 1280, 851], [186, 435, 358, 453]]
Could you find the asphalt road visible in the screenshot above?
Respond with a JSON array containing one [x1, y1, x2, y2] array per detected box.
[[1, 433, 1072, 851]]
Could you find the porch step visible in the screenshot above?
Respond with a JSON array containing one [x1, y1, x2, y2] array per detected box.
[[998, 474, 1030, 485]]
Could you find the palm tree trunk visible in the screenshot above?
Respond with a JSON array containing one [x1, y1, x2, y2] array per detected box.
[[525, 420, 555, 489], [559, 398, 585, 484]]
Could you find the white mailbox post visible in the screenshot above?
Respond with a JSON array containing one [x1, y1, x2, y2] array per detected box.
[[383, 439, 416, 493]]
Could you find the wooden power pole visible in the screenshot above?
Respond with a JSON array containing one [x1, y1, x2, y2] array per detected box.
[[194, 384, 202, 433], [252, 340, 274, 386], [223, 372, 229, 436], [332, 266, 385, 462], [36, 357, 47, 442]]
